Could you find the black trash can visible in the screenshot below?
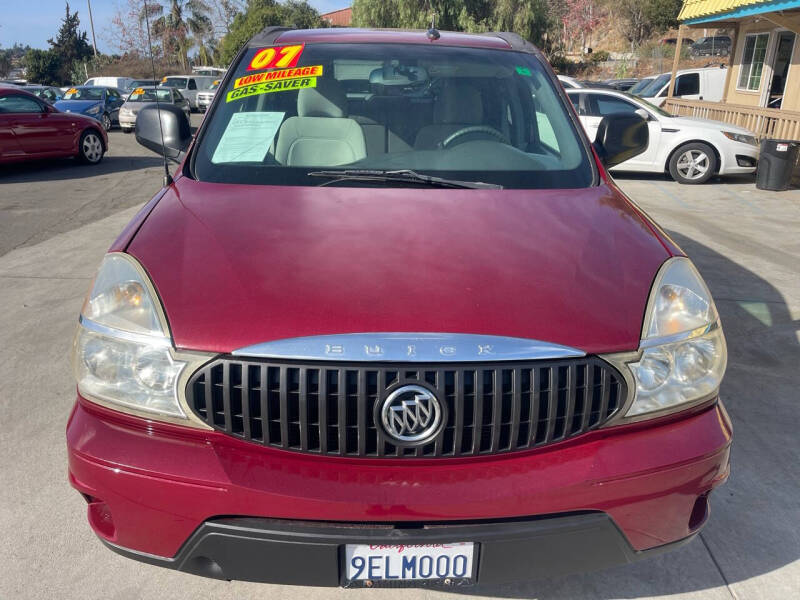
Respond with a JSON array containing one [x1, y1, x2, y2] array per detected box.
[[756, 139, 800, 191]]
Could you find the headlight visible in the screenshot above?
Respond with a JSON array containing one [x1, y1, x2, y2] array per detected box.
[[72, 253, 209, 424], [86, 104, 102, 115], [120, 107, 133, 116], [624, 257, 727, 418], [722, 131, 757, 146]]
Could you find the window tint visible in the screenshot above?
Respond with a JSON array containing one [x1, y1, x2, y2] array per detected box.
[[162, 78, 188, 88], [675, 73, 700, 96], [592, 95, 637, 117], [567, 91, 582, 114], [62, 87, 104, 100], [188, 79, 197, 90], [738, 33, 769, 91], [0, 94, 44, 114]]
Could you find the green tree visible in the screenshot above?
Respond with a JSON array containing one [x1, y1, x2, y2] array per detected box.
[[0, 51, 11, 78], [47, 2, 94, 82], [352, 0, 562, 57], [23, 49, 63, 85], [145, 0, 214, 69], [217, 0, 326, 66], [643, 0, 682, 33]]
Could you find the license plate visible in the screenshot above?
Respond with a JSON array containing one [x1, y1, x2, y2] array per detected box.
[[345, 542, 474, 583]]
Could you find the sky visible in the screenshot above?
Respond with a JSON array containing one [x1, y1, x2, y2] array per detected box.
[[0, 0, 348, 54]]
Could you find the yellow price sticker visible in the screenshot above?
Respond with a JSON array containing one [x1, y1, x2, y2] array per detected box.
[[132, 88, 145, 95]]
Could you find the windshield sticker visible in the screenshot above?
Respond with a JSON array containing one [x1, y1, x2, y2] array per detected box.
[[65, 88, 78, 95], [247, 44, 305, 71], [234, 65, 323, 89], [131, 88, 145, 96], [226, 76, 317, 102], [211, 111, 285, 163], [515, 66, 531, 77]]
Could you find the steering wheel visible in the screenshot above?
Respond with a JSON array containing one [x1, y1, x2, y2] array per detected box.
[[441, 125, 510, 148]]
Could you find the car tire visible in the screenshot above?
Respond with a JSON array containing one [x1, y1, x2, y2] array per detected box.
[[121, 127, 132, 134], [78, 129, 105, 164], [101, 113, 112, 131], [668, 142, 717, 184]]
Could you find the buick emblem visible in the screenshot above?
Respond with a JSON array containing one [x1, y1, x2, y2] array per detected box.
[[380, 385, 442, 444]]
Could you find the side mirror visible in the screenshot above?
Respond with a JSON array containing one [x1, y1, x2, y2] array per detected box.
[[135, 103, 192, 162], [592, 113, 649, 168]]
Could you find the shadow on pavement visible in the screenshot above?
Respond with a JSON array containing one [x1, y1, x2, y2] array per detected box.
[[449, 232, 799, 599], [612, 171, 756, 185], [0, 154, 164, 183]]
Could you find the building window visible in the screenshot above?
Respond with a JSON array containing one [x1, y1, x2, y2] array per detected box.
[[737, 33, 770, 91]]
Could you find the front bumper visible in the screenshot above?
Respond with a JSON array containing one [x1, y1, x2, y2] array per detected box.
[[101, 513, 696, 586], [67, 396, 731, 584], [118, 113, 136, 129], [719, 142, 759, 175]]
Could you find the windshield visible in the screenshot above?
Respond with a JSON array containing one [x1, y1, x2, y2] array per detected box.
[[637, 74, 669, 97], [62, 87, 103, 100], [127, 88, 172, 102], [193, 42, 593, 189], [629, 78, 654, 96], [162, 78, 187, 88]]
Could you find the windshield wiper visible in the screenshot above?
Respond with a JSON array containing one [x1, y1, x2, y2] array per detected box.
[[308, 169, 503, 190]]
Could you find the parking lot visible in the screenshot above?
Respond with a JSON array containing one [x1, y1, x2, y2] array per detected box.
[[1, 119, 798, 599]]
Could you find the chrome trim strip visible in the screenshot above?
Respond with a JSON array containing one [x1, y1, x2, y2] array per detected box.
[[78, 315, 172, 348], [233, 333, 585, 362], [638, 320, 720, 349]]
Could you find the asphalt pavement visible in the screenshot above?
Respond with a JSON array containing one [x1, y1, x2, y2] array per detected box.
[[1, 122, 798, 599]]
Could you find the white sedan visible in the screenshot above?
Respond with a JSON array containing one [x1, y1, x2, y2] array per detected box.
[[567, 88, 759, 184]]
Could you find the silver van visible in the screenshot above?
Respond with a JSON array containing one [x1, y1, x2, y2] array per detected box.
[[159, 75, 217, 111]]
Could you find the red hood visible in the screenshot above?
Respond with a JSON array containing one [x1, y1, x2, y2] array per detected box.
[[127, 177, 671, 354]]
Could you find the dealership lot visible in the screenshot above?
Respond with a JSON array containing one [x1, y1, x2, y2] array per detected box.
[[1, 123, 798, 599]]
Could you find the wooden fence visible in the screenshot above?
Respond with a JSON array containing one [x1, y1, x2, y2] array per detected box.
[[663, 98, 800, 141]]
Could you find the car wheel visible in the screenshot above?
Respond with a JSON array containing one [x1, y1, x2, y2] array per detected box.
[[78, 130, 104, 164], [669, 143, 717, 184], [121, 128, 132, 134], [101, 113, 112, 131]]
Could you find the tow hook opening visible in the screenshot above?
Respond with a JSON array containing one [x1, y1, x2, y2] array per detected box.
[[689, 492, 711, 531], [87, 497, 116, 540]]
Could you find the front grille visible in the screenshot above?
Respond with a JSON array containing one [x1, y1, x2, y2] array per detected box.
[[186, 358, 626, 458]]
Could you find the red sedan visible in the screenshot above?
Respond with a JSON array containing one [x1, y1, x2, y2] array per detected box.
[[0, 86, 107, 165], [67, 28, 730, 586]]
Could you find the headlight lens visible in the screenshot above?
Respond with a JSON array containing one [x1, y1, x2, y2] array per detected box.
[[73, 253, 200, 420], [625, 258, 727, 417], [722, 131, 757, 146], [86, 104, 102, 115]]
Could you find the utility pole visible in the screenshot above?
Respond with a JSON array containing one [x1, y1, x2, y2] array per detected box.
[[87, 0, 98, 57]]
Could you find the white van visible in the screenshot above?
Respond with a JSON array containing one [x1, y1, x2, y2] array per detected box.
[[83, 76, 135, 91], [159, 75, 217, 111], [639, 66, 728, 107]]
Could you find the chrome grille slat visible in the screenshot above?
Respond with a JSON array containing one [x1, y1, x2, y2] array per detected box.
[[187, 358, 626, 458]]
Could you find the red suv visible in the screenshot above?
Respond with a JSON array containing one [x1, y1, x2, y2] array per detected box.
[[67, 28, 731, 587]]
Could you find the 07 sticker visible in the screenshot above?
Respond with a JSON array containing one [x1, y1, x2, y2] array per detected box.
[[226, 77, 317, 102], [234, 65, 322, 89], [247, 44, 305, 71]]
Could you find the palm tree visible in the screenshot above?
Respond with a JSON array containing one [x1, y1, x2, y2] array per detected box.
[[142, 1, 213, 70]]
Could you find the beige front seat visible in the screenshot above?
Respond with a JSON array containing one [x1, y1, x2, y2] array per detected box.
[[275, 79, 367, 167], [414, 82, 484, 150]]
